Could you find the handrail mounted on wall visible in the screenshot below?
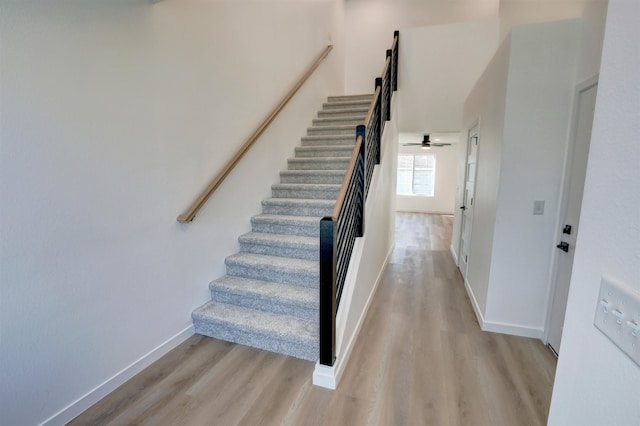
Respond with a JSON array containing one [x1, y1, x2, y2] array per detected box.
[[177, 45, 333, 223]]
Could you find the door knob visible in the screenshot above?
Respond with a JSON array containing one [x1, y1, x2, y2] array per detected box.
[[460, 206, 466, 210], [556, 241, 569, 252]]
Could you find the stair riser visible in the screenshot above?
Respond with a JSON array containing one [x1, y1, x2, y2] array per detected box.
[[262, 202, 333, 217], [328, 94, 374, 103], [272, 188, 340, 200], [307, 127, 356, 136], [193, 319, 318, 361], [251, 218, 319, 237], [318, 109, 368, 118], [239, 241, 318, 261], [226, 263, 318, 288], [294, 148, 354, 158], [312, 118, 363, 127], [287, 159, 349, 170], [301, 137, 356, 147], [210, 288, 319, 322], [280, 172, 345, 184], [322, 101, 372, 110]]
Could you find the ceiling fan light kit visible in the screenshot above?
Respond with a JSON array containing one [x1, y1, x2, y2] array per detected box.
[[402, 134, 452, 148]]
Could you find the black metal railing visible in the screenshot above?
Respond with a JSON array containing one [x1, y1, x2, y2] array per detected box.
[[319, 31, 399, 367], [392, 30, 399, 92], [382, 52, 391, 124], [365, 86, 381, 196]]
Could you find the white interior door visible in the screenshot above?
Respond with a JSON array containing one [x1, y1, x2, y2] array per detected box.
[[547, 79, 598, 355], [459, 125, 479, 280]]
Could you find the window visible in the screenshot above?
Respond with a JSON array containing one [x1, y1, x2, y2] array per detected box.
[[397, 154, 435, 196]]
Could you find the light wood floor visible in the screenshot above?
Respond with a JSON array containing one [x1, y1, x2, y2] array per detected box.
[[70, 213, 557, 426]]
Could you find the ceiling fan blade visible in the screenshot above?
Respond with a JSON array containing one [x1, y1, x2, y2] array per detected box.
[[402, 143, 423, 146]]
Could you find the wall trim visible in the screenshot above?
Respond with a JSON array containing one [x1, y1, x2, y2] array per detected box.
[[463, 277, 543, 339], [395, 208, 455, 215], [313, 243, 394, 390], [40, 325, 195, 426], [450, 244, 458, 264], [463, 276, 486, 328], [481, 319, 544, 339]]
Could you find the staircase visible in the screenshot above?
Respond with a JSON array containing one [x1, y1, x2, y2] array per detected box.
[[192, 94, 373, 361]]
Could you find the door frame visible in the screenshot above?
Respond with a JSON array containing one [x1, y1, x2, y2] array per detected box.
[[543, 74, 599, 345], [457, 119, 480, 277]]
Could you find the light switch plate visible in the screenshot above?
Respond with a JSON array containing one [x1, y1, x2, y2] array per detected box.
[[594, 275, 640, 367], [533, 200, 545, 215]]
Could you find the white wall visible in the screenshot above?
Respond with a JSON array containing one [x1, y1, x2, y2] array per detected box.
[[344, 0, 599, 96], [344, 0, 500, 94], [548, 0, 640, 423], [455, 20, 582, 335], [0, 1, 344, 424], [396, 142, 462, 214], [575, 0, 608, 82], [397, 19, 499, 134], [454, 36, 511, 315], [498, 0, 593, 41], [486, 20, 581, 333]]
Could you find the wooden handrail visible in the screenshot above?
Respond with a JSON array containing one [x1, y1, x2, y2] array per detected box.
[[177, 44, 334, 223], [332, 136, 363, 218], [380, 56, 390, 80]]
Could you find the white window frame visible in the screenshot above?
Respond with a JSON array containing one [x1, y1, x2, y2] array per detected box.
[[396, 153, 436, 196]]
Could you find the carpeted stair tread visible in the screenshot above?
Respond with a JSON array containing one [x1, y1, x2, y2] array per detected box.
[[307, 124, 359, 136], [250, 214, 321, 237], [192, 301, 318, 361], [327, 94, 374, 102], [239, 231, 319, 260], [312, 116, 365, 127], [301, 135, 357, 146], [322, 99, 373, 110], [318, 107, 369, 118], [239, 231, 318, 248], [225, 252, 318, 287], [209, 275, 318, 321], [287, 157, 350, 170], [294, 145, 355, 158], [279, 170, 345, 184], [271, 183, 341, 200], [261, 197, 335, 216]]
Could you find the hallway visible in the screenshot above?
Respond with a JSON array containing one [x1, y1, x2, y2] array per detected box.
[[71, 213, 556, 425]]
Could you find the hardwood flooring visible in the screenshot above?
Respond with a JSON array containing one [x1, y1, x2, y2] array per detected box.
[[70, 213, 557, 426]]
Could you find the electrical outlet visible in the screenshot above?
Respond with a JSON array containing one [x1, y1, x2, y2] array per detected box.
[[594, 275, 640, 367]]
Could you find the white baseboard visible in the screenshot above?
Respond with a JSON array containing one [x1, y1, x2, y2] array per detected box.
[[449, 244, 458, 265], [313, 243, 394, 390], [463, 277, 486, 327], [481, 320, 544, 339], [462, 277, 543, 340], [40, 325, 195, 426], [395, 208, 455, 215]]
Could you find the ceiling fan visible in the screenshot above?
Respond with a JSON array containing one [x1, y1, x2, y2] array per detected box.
[[402, 134, 452, 149]]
